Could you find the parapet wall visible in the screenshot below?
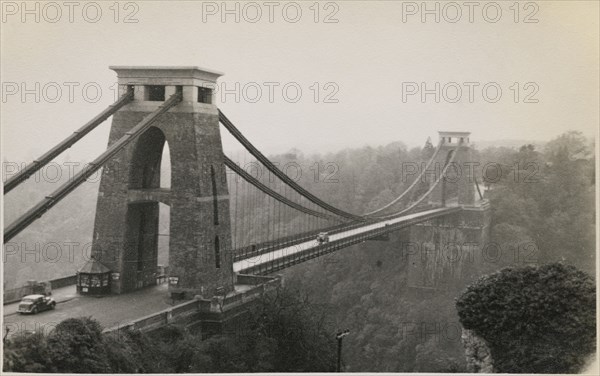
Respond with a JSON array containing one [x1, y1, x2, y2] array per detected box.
[[3, 275, 77, 305], [103, 275, 282, 336]]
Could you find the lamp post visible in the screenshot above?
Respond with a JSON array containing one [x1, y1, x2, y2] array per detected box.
[[336, 329, 350, 372]]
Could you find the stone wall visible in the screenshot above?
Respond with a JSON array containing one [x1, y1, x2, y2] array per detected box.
[[461, 328, 495, 373], [408, 205, 491, 290], [3, 275, 77, 304], [92, 108, 234, 299]]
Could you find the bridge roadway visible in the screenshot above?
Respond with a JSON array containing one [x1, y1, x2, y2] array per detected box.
[[233, 206, 461, 275], [3, 283, 258, 338], [2, 284, 173, 339]]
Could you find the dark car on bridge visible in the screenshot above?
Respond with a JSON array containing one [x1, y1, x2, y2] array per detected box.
[[17, 294, 56, 314], [317, 232, 330, 244]]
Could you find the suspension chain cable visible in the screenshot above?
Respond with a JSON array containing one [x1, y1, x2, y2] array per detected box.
[[4, 92, 182, 243], [223, 156, 337, 221], [219, 110, 363, 221], [4, 88, 134, 193], [364, 139, 444, 216]]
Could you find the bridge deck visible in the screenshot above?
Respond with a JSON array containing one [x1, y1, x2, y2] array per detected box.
[[233, 206, 461, 275]]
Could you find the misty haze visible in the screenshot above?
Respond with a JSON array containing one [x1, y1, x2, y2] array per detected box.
[[1, 1, 597, 374]]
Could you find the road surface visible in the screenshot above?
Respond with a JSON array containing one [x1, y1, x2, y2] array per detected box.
[[232, 207, 454, 272], [3, 283, 174, 338]]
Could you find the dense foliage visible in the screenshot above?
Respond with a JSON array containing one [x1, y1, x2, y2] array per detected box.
[[3, 317, 111, 373], [283, 235, 468, 372], [3, 287, 336, 373], [478, 131, 595, 275], [456, 263, 596, 373]]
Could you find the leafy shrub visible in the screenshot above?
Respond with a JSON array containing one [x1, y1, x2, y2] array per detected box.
[[3, 332, 50, 372], [456, 263, 596, 373], [46, 317, 111, 373]]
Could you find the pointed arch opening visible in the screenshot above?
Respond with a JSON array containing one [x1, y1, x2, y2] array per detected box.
[[129, 127, 169, 190], [126, 126, 172, 290], [160, 142, 171, 189]]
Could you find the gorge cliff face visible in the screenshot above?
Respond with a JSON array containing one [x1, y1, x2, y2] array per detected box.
[[461, 328, 495, 373]]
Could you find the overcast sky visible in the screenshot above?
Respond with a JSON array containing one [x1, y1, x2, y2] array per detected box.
[[1, 1, 598, 163]]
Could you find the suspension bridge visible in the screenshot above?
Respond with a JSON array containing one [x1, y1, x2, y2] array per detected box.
[[3, 67, 490, 306]]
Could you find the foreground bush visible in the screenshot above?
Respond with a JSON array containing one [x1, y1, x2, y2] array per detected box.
[[456, 263, 596, 373]]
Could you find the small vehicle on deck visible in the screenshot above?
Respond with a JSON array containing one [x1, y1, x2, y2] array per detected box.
[[316, 232, 330, 244], [17, 294, 56, 314]]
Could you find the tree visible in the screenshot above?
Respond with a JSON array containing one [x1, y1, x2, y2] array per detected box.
[[3, 332, 50, 372], [482, 133, 595, 273], [243, 287, 337, 372], [545, 131, 592, 162], [456, 263, 596, 373], [46, 317, 111, 373]]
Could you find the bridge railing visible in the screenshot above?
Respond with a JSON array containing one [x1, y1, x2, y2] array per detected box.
[[238, 207, 463, 275], [235, 274, 277, 285], [103, 298, 210, 334], [103, 275, 281, 334], [233, 218, 382, 262], [172, 300, 201, 316], [214, 275, 281, 312], [234, 203, 442, 263]]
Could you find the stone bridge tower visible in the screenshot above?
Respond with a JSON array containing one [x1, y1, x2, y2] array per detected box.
[[91, 66, 234, 299], [409, 131, 491, 291], [429, 131, 476, 207]]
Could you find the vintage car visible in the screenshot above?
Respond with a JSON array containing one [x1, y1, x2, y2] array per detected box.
[[316, 232, 330, 244], [17, 294, 56, 314]]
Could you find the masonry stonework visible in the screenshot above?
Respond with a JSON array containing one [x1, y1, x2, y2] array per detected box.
[[410, 131, 491, 290], [408, 205, 491, 290], [91, 67, 234, 299], [429, 131, 476, 207]]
